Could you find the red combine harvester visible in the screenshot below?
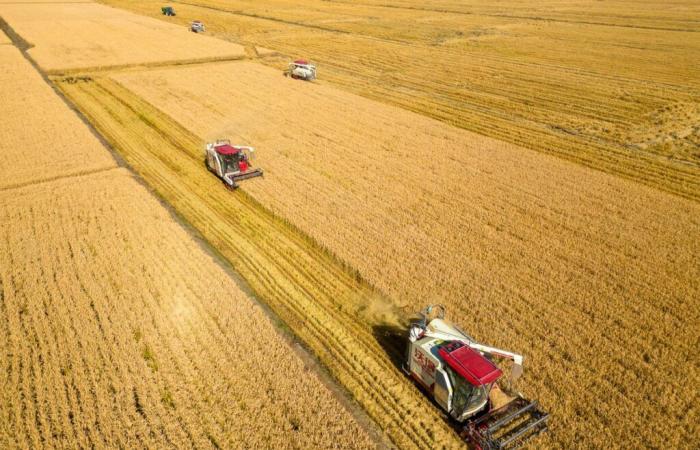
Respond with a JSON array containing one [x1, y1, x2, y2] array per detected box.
[[205, 140, 263, 189], [405, 305, 549, 449]]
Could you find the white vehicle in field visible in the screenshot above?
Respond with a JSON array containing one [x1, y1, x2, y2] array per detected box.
[[190, 20, 205, 33], [284, 60, 316, 81]]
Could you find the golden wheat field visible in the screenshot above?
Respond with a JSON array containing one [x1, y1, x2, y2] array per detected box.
[[0, 45, 115, 189], [99, 61, 700, 448], [2, 0, 700, 449], [0, 2, 245, 73], [0, 29, 9, 44], [0, 168, 378, 449], [1, 6, 381, 446], [56, 76, 464, 449], [101, 0, 700, 201]]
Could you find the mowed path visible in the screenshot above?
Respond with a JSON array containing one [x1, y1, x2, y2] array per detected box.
[[105, 61, 700, 448], [0, 11, 378, 450]]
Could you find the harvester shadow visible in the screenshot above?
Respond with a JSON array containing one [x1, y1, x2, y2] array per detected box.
[[371, 323, 408, 372]]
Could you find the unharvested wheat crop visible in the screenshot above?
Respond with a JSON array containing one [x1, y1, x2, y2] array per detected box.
[[0, 45, 115, 189], [110, 61, 700, 448], [0, 2, 246, 72], [101, 0, 700, 200], [0, 168, 377, 449]]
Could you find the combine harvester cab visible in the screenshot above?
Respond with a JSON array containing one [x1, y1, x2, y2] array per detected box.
[[404, 305, 549, 449], [284, 60, 316, 81], [205, 140, 263, 190]]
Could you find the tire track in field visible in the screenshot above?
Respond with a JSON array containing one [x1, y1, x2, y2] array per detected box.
[[46, 54, 249, 76], [57, 76, 473, 450], [0, 167, 120, 193]]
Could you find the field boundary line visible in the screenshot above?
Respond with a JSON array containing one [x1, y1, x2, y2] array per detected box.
[[45, 54, 249, 76], [0, 15, 31, 50], [0, 166, 120, 193]]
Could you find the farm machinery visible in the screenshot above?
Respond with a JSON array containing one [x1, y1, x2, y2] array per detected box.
[[190, 20, 205, 33], [161, 6, 175, 16], [284, 60, 316, 81], [205, 140, 263, 189], [405, 305, 549, 449]]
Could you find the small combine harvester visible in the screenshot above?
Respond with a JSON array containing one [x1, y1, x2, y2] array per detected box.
[[190, 20, 205, 33], [161, 6, 176, 16], [284, 60, 316, 81], [405, 305, 549, 449], [205, 140, 263, 189]]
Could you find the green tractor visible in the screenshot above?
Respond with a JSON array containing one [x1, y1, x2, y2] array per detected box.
[[161, 6, 176, 16]]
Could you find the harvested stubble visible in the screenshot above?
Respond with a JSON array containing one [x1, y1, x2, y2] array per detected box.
[[110, 61, 700, 448], [100, 0, 700, 200], [0, 2, 246, 72], [0, 168, 377, 449], [0, 30, 9, 44], [58, 76, 467, 449], [0, 46, 115, 189]]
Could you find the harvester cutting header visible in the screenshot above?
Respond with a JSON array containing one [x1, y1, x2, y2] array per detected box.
[[205, 140, 263, 189], [405, 305, 549, 449]]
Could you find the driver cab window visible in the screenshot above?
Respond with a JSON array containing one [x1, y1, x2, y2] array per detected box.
[[445, 366, 489, 414]]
